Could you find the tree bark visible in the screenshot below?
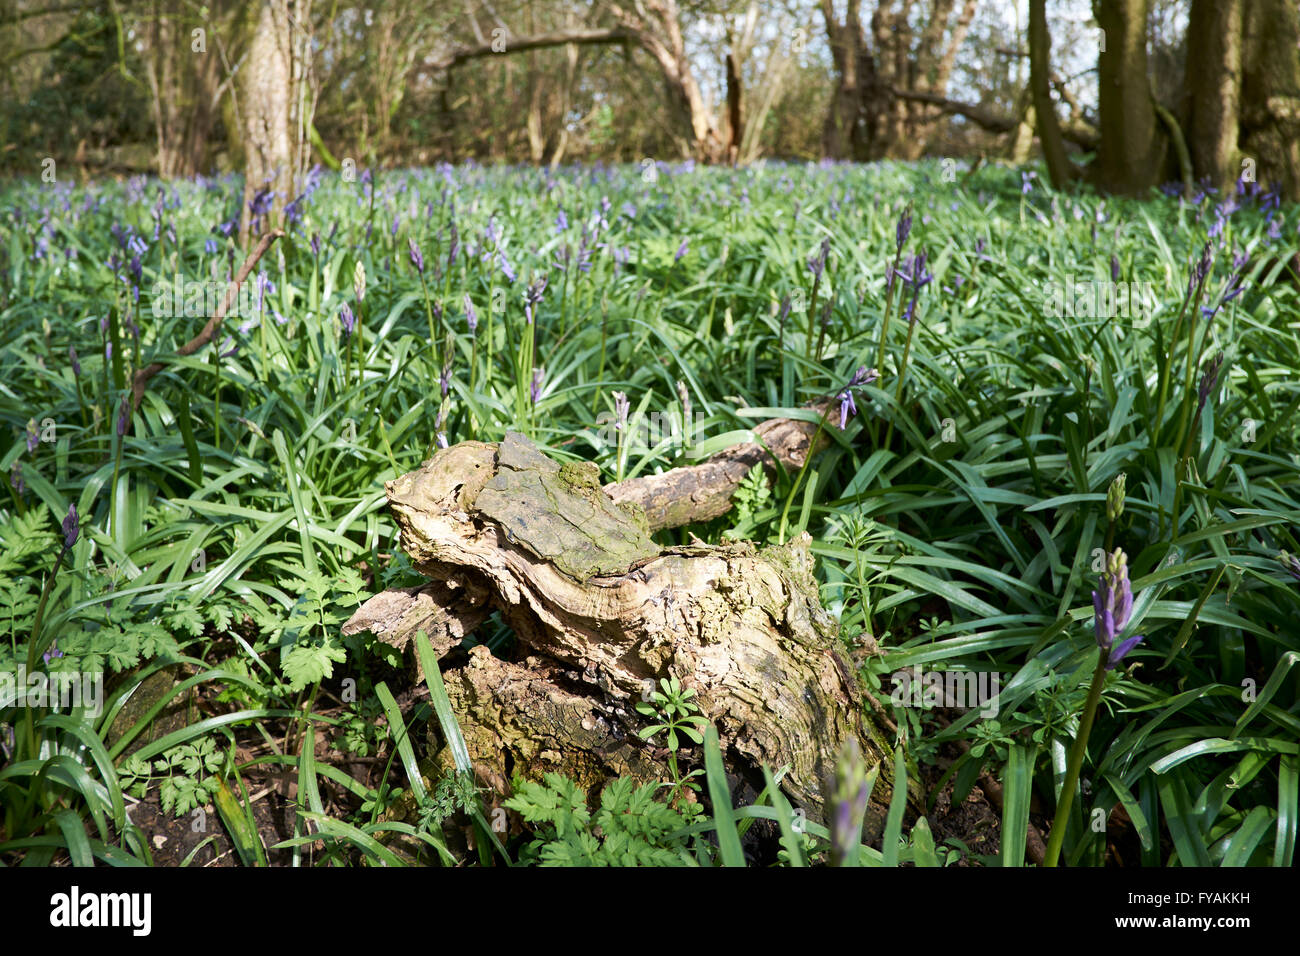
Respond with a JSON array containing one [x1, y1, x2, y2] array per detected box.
[[1185, 0, 1241, 195], [1094, 0, 1164, 194], [345, 427, 906, 828], [1029, 0, 1074, 188], [1240, 0, 1300, 199], [239, 0, 294, 245]]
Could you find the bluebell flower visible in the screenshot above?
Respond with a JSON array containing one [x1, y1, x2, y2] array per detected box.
[[523, 275, 548, 323], [1197, 351, 1225, 413], [340, 302, 356, 338], [463, 293, 478, 332], [62, 502, 78, 549], [898, 251, 934, 324], [896, 207, 912, 251], [498, 250, 517, 283], [1093, 549, 1143, 670], [836, 366, 879, 429], [808, 237, 830, 280], [43, 639, 63, 667]]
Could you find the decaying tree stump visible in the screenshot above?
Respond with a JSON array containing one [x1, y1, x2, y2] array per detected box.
[[344, 418, 903, 834]]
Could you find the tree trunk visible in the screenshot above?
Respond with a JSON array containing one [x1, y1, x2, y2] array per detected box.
[[1094, 0, 1164, 194], [239, 0, 294, 245], [1184, 0, 1242, 196], [1008, 84, 1036, 163], [1240, 0, 1300, 200], [1029, 0, 1074, 188], [345, 427, 907, 829]]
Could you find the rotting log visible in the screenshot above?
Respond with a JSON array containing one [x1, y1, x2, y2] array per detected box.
[[344, 418, 906, 835]]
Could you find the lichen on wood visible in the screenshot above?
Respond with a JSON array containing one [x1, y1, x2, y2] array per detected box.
[[346, 429, 902, 832]]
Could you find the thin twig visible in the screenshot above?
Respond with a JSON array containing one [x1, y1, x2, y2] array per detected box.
[[130, 229, 285, 416]]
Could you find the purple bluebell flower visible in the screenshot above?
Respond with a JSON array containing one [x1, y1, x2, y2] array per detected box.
[[408, 237, 424, 275], [808, 237, 831, 280], [1188, 242, 1215, 297], [249, 186, 274, 224], [62, 502, 78, 549], [9, 461, 24, 495], [26, 419, 39, 453], [1092, 549, 1143, 670], [1197, 351, 1225, 413], [446, 222, 460, 272], [896, 207, 913, 252], [117, 397, 129, 437], [1277, 551, 1300, 583], [575, 228, 593, 273], [1110, 254, 1120, 283], [523, 275, 548, 324], [1021, 170, 1036, 194], [340, 302, 356, 338], [837, 366, 879, 429], [310, 232, 321, 257], [69, 345, 80, 377], [1222, 251, 1248, 304], [674, 238, 689, 264], [898, 251, 934, 324], [778, 293, 792, 328], [555, 210, 568, 232], [43, 639, 63, 666], [530, 367, 545, 405], [497, 250, 517, 283], [464, 293, 478, 332], [830, 739, 871, 867]]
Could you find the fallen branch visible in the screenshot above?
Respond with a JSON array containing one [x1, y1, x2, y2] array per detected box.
[[604, 400, 834, 532], [129, 229, 285, 414], [347, 431, 905, 827]]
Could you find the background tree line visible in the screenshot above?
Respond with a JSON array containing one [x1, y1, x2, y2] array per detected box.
[[2, 0, 1298, 207]]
